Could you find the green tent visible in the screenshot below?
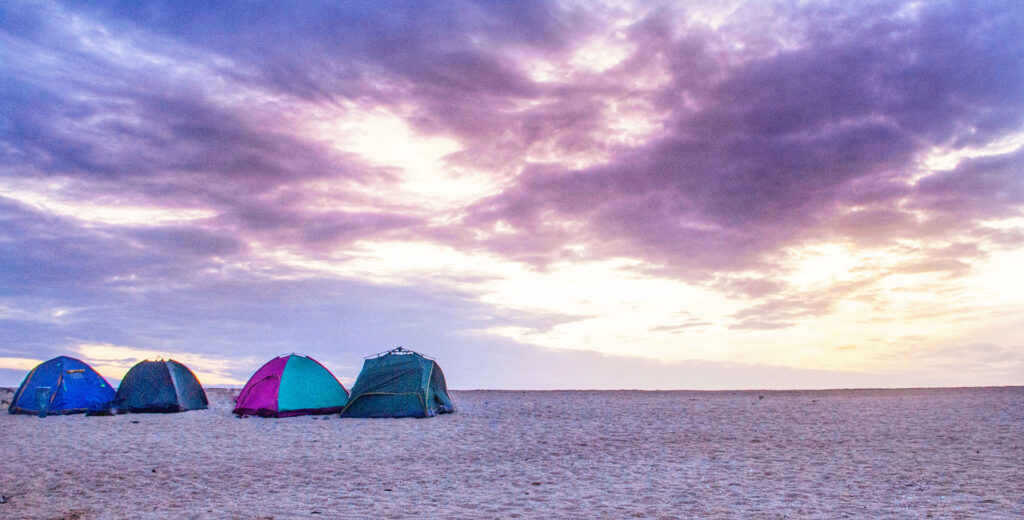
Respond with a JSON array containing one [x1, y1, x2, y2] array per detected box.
[[341, 347, 455, 418]]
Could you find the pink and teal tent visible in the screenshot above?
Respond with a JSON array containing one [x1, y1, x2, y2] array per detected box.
[[233, 354, 348, 417]]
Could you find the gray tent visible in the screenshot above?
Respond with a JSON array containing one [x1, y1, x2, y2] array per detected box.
[[113, 359, 208, 413]]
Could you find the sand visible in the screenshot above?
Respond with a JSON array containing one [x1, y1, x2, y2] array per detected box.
[[0, 386, 1021, 519]]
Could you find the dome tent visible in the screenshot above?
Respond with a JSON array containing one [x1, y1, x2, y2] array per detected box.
[[9, 356, 115, 415], [341, 347, 455, 418], [113, 359, 208, 413], [233, 354, 349, 417]]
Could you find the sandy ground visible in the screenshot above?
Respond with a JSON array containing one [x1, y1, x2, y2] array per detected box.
[[0, 386, 1021, 519]]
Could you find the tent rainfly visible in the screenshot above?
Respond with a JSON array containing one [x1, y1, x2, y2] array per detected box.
[[341, 347, 455, 418]]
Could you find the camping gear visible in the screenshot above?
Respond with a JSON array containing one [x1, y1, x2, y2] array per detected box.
[[341, 347, 455, 418], [233, 354, 349, 417], [8, 356, 115, 415], [113, 359, 208, 413]]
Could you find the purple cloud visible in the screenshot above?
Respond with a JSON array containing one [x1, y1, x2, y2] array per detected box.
[[462, 0, 1023, 283], [913, 147, 1024, 219]]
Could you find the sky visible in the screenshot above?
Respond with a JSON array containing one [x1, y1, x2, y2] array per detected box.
[[1, 0, 1022, 390]]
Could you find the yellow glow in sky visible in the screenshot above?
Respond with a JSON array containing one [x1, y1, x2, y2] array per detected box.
[[0, 357, 46, 372], [303, 103, 502, 212], [246, 226, 1024, 379], [0, 184, 216, 226], [75, 343, 247, 385]]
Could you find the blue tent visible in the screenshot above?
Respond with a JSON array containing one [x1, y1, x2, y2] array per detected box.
[[9, 356, 115, 415]]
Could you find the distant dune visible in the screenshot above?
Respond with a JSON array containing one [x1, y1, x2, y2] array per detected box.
[[1, 387, 1021, 518]]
